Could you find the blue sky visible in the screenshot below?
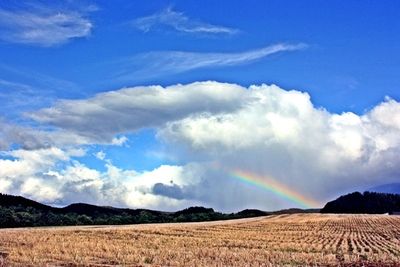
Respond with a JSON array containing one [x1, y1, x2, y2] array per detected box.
[[0, 0, 399, 211]]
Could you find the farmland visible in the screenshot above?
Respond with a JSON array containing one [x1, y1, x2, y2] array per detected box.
[[0, 214, 399, 266]]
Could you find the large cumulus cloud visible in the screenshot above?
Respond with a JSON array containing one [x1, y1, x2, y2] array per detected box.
[[158, 85, 400, 208], [1, 81, 400, 211]]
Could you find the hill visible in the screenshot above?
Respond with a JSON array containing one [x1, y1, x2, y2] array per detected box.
[[320, 191, 400, 214], [0, 193, 270, 228], [0, 193, 54, 211]]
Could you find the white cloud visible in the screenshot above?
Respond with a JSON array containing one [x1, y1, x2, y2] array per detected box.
[[111, 136, 128, 146], [20, 178, 59, 202], [95, 150, 106, 160], [0, 146, 117, 205], [0, 147, 74, 202], [132, 7, 237, 35], [2, 82, 400, 211], [160, 84, 322, 150], [0, 6, 93, 46], [0, 178, 12, 193], [0, 144, 199, 210], [123, 164, 204, 210], [119, 43, 306, 79], [0, 147, 68, 178]]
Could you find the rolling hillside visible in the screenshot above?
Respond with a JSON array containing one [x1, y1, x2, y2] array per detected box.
[[321, 191, 400, 214], [0, 193, 270, 228]]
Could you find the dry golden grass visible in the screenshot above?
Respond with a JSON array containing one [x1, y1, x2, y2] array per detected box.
[[0, 214, 399, 266]]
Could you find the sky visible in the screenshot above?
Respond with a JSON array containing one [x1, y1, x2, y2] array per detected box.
[[0, 0, 399, 212]]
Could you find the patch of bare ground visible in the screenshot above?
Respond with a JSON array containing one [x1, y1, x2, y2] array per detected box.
[[0, 214, 399, 266]]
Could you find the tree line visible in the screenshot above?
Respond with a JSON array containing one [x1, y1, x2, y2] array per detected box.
[[0, 194, 268, 228]]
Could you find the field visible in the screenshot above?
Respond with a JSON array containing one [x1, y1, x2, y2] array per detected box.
[[0, 214, 399, 266]]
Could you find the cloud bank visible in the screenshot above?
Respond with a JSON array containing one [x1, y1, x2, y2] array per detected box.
[[1, 82, 400, 211], [28, 82, 246, 142]]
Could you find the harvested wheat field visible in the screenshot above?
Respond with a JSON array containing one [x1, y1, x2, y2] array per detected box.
[[0, 214, 399, 266]]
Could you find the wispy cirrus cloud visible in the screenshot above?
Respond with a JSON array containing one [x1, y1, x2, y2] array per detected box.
[[0, 64, 82, 117], [132, 7, 238, 35], [0, 5, 93, 47], [116, 43, 307, 80], [0, 78, 47, 117]]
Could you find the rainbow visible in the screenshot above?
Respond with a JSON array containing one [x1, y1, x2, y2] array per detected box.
[[230, 169, 320, 208]]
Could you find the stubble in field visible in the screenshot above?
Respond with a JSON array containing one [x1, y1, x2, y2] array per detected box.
[[0, 214, 399, 266]]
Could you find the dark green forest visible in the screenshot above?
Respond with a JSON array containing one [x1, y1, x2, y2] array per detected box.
[[0, 193, 269, 228]]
